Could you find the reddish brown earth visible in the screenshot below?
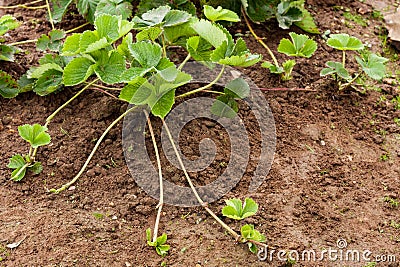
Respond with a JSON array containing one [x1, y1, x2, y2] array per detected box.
[[1, 0, 400, 266]]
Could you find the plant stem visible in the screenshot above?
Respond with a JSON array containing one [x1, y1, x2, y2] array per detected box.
[[242, 8, 279, 67], [9, 39, 37, 46], [45, 0, 54, 30], [144, 111, 164, 243], [89, 87, 120, 100], [49, 106, 138, 193], [89, 83, 121, 91], [10, 163, 30, 180], [28, 147, 33, 160], [340, 72, 361, 90], [161, 119, 241, 240], [161, 35, 167, 58], [44, 79, 99, 127], [65, 22, 90, 34], [176, 65, 225, 99], [0, 0, 44, 9], [342, 50, 346, 67], [178, 54, 191, 71], [204, 90, 224, 95]]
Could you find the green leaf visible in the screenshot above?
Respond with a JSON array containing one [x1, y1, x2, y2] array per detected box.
[[355, 53, 388, 80], [164, 10, 192, 27], [39, 29, 67, 51], [248, 242, 258, 254], [95, 0, 133, 20], [94, 50, 126, 84], [86, 37, 110, 53], [0, 44, 18, 62], [136, 27, 162, 42], [276, 1, 303, 29], [18, 74, 35, 93], [186, 36, 213, 64], [320, 61, 351, 80], [204, 5, 240, 22], [222, 198, 258, 220], [241, 0, 277, 22], [261, 61, 284, 74], [61, 33, 81, 56], [156, 233, 168, 245], [282, 59, 296, 80], [95, 13, 120, 42], [8, 154, 27, 181], [119, 76, 147, 102], [163, 17, 197, 44], [224, 78, 250, 99], [0, 70, 19, 98], [133, 6, 171, 29], [294, 8, 319, 34], [77, 0, 100, 24], [211, 95, 238, 119], [146, 228, 152, 243], [63, 57, 95, 86], [240, 224, 266, 242], [151, 89, 175, 118], [191, 19, 228, 48], [120, 67, 151, 83], [327, 33, 364, 51], [129, 41, 162, 68], [50, 0, 73, 24], [218, 53, 261, 67], [278, 32, 317, 58], [28, 63, 63, 79], [34, 69, 63, 96], [18, 124, 51, 148], [79, 31, 100, 53], [29, 162, 43, 175], [0, 15, 20, 36]]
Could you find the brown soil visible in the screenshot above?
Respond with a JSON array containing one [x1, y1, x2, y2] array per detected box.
[[1, 1, 400, 266]]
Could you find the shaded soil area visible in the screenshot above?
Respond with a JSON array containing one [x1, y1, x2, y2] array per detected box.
[[1, 0, 400, 266]]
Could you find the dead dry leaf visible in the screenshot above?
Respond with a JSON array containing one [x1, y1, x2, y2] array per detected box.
[[384, 8, 400, 50]]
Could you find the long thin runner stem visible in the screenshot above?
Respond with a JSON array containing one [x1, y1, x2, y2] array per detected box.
[[9, 39, 37, 46], [144, 111, 164, 243], [176, 65, 226, 99], [161, 119, 240, 240], [242, 8, 279, 67], [45, 0, 54, 29], [49, 105, 138, 193], [0, 0, 43, 9], [44, 79, 99, 128], [65, 22, 90, 34]]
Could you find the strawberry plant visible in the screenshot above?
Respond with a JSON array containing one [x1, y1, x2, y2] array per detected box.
[[7, 124, 51, 181], [4, 1, 268, 259], [261, 32, 317, 80], [320, 33, 388, 90]]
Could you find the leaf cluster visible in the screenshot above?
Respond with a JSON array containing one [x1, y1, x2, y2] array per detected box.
[[146, 228, 170, 257], [221, 198, 265, 253], [7, 124, 51, 181], [320, 34, 388, 89]]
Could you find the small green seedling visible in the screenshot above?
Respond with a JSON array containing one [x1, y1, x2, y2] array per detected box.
[[262, 32, 317, 80], [240, 224, 266, 253], [8, 124, 51, 181], [222, 197, 258, 220], [383, 196, 399, 208], [320, 33, 388, 90], [146, 228, 170, 257]]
